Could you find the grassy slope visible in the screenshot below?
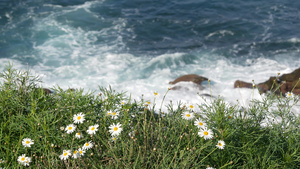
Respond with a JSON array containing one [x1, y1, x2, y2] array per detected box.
[[0, 64, 300, 168]]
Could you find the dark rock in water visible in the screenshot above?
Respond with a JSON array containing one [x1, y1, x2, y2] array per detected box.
[[169, 74, 209, 91], [234, 68, 300, 95], [279, 68, 300, 95], [43, 88, 53, 94], [234, 78, 275, 94], [234, 80, 253, 88], [169, 74, 208, 85]]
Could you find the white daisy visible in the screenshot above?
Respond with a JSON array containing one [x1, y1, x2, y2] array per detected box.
[[188, 104, 194, 109], [206, 167, 215, 169], [65, 124, 76, 134], [0, 158, 4, 164], [59, 150, 71, 160], [109, 123, 123, 136], [198, 128, 214, 140], [154, 91, 158, 96], [181, 111, 195, 120], [107, 110, 113, 116], [216, 140, 226, 149], [23, 157, 31, 166], [73, 113, 85, 124], [78, 148, 86, 156], [111, 111, 119, 120], [75, 132, 82, 139], [145, 101, 151, 106], [82, 141, 93, 150], [72, 150, 80, 159], [87, 124, 99, 135], [22, 138, 34, 148], [286, 92, 294, 98], [194, 119, 207, 129], [120, 100, 126, 105], [111, 136, 118, 142], [17, 154, 26, 164]]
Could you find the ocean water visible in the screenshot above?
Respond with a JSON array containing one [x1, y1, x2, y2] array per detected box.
[[0, 0, 299, 112]]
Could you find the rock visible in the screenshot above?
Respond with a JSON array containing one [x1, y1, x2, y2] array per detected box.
[[279, 68, 300, 95], [234, 80, 253, 88], [43, 88, 53, 94], [234, 68, 300, 95], [169, 74, 208, 85], [169, 74, 209, 91], [234, 77, 278, 94]]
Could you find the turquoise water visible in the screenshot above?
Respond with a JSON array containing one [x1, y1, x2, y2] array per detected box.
[[0, 0, 299, 109]]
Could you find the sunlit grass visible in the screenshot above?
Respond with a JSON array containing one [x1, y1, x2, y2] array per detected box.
[[0, 63, 300, 168]]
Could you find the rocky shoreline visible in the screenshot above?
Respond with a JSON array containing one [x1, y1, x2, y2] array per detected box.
[[168, 68, 300, 96], [41, 68, 300, 97]]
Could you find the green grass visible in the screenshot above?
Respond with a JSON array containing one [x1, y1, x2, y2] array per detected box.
[[0, 63, 300, 169]]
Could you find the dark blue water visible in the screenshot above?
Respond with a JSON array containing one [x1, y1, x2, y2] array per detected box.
[[1, 0, 300, 58], [0, 0, 299, 105]]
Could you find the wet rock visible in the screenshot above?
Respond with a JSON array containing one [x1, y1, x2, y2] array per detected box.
[[234, 80, 253, 89], [43, 88, 53, 94], [234, 68, 300, 95], [169, 74, 209, 91], [169, 74, 208, 85]]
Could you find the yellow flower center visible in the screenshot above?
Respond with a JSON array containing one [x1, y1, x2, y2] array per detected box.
[[63, 153, 68, 156], [147, 102, 150, 104], [204, 131, 208, 135], [186, 114, 190, 117], [113, 137, 116, 140], [154, 92, 158, 95], [218, 143, 222, 146], [108, 112, 111, 115], [288, 93, 292, 96], [91, 127, 95, 131], [79, 151, 82, 154], [199, 122, 203, 126], [190, 105, 193, 108], [113, 112, 116, 116], [68, 127, 72, 130], [86, 143, 89, 146], [74, 150, 77, 154], [21, 157, 25, 161], [114, 127, 118, 131], [26, 141, 30, 144], [77, 116, 81, 120], [77, 133, 80, 135]]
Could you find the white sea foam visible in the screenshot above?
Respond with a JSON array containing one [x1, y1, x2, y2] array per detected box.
[[3, 25, 300, 112], [3, 52, 299, 114], [289, 38, 300, 43], [205, 30, 234, 39]]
